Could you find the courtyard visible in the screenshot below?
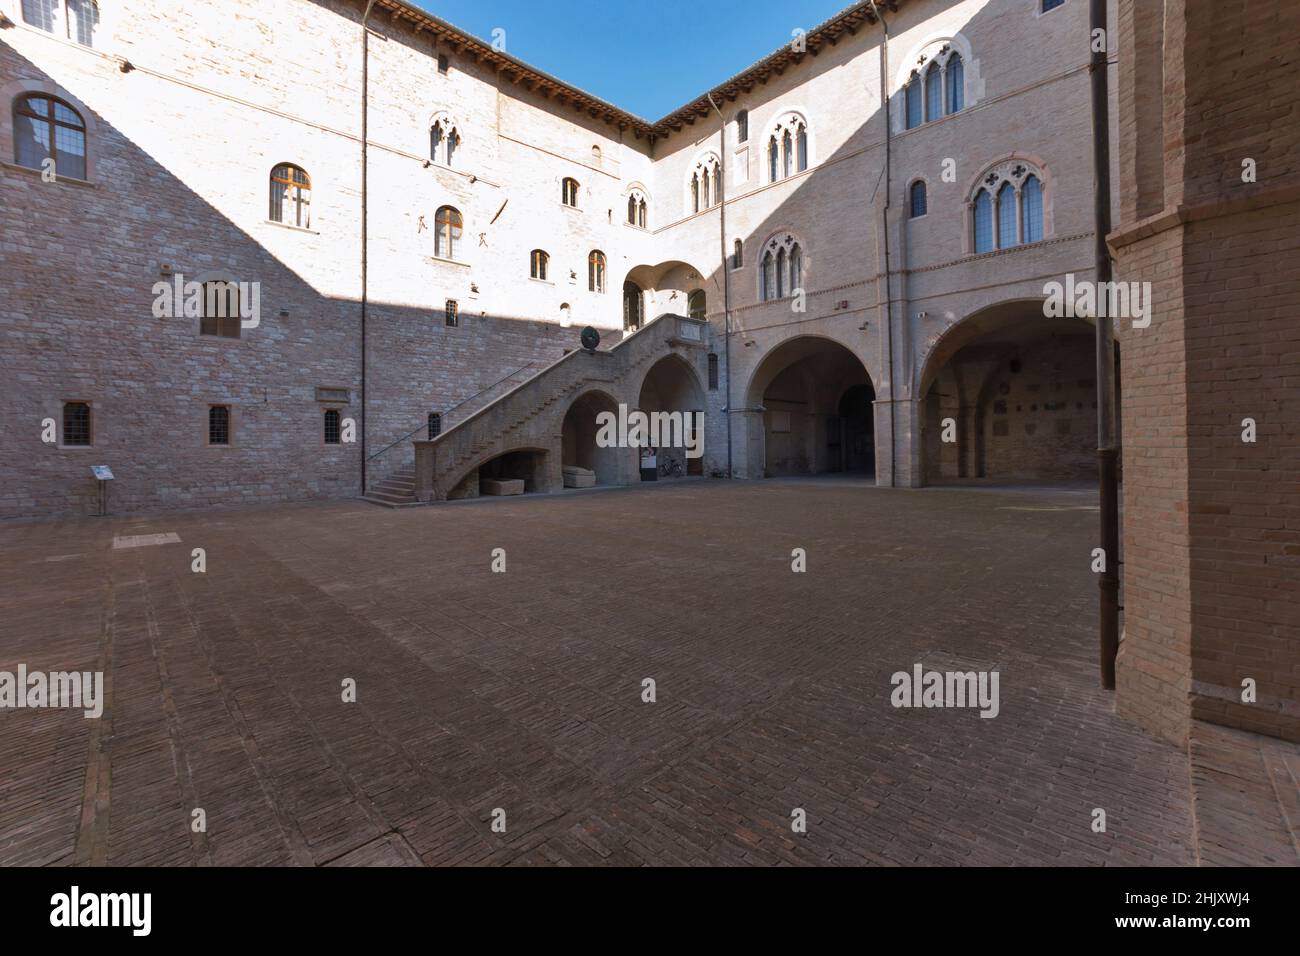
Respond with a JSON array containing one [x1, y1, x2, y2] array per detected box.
[[0, 480, 1197, 866]]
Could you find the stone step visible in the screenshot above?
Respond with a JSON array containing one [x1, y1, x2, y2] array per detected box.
[[364, 489, 417, 505]]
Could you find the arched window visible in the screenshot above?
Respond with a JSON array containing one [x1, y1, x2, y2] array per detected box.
[[434, 205, 462, 259], [997, 182, 1018, 249], [732, 238, 744, 269], [591, 145, 602, 164], [974, 189, 994, 253], [946, 54, 964, 114], [562, 177, 580, 207], [430, 114, 461, 167], [622, 283, 642, 330], [687, 289, 706, 319], [530, 249, 549, 281], [1021, 175, 1044, 243], [760, 233, 802, 301], [767, 114, 809, 181], [627, 196, 638, 224], [588, 250, 606, 293], [269, 164, 311, 228], [782, 129, 793, 179], [796, 126, 808, 172], [736, 110, 749, 143], [690, 154, 721, 210], [909, 180, 927, 218], [13, 93, 87, 180], [925, 61, 942, 122], [637, 198, 647, 228], [768, 137, 779, 181], [905, 74, 922, 129]]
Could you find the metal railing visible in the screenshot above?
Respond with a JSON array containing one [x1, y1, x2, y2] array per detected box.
[[365, 362, 539, 466]]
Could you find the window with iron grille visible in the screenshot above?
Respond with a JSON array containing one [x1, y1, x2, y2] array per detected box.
[[323, 408, 341, 444], [428, 412, 442, 439], [708, 353, 719, 391], [62, 401, 91, 446], [445, 298, 459, 327], [208, 405, 230, 445]]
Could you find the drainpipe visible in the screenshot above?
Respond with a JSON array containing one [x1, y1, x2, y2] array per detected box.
[[1090, 0, 1119, 688], [868, 1, 896, 486], [706, 92, 734, 478], [360, 0, 377, 496]]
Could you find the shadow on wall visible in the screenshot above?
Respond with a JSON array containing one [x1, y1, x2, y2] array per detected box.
[[0, 46, 610, 518]]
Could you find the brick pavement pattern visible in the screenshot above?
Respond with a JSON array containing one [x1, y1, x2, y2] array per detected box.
[[1, 481, 1197, 866]]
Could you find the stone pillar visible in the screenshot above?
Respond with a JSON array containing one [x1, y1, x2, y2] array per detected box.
[[732, 408, 765, 479], [873, 398, 923, 488]]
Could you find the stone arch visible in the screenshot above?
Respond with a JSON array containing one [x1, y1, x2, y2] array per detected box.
[[636, 353, 708, 478], [743, 334, 876, 479], [560, 388, 629, 487], [916, 299, 1114, 483], [891, 32, 982, 132]]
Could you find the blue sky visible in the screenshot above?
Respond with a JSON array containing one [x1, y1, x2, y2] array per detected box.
[[409, 0, 855, 119]]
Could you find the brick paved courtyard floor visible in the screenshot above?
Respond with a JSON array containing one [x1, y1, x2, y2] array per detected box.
[[0, 478, 1198, 866]]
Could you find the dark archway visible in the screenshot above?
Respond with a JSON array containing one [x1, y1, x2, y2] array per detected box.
[[745, 336, 875, 478], [638, 354, 707, 478], [562, 390, 625, 486], [919, 303, 1119, 483], [835, 383, 877, 474]]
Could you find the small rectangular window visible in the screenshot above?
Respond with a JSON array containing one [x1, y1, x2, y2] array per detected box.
[[200, 281, 242, 338], [1041, 0, 1065, 10], [62, 401, 91, 446], [708, 353, 719, 391], [208, 405, 231, 445], [445, 298, 459, 327], [323, 408, 341, 445], [437, 54, 450, 74]]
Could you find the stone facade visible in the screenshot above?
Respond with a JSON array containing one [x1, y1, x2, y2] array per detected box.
[[0, 0, 1119, 518]]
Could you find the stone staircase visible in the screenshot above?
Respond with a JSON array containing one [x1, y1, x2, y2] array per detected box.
[[401, 313, 707, 504], [362, 464, 419, 508]]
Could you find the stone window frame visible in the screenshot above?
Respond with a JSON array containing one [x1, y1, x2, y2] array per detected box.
[[962, 154, 1054, 256], [322, 407, 343, 446], [1, 78, 97, 183], [687, 150, 722, 215], [908, 177, 929, 219], [206, 403, 235, 448], [893, 33, 980, 134], [529, 248, 551, 282], [268, 161, 312, 230], [59, 399, 94, 449], [428, 110, 461, 168], [561, 176, 581, 208], [625, 183, 649, 229], [191, 269, 245, 342], [762, 107, 813, 184], [758, 230, 806, 303]]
